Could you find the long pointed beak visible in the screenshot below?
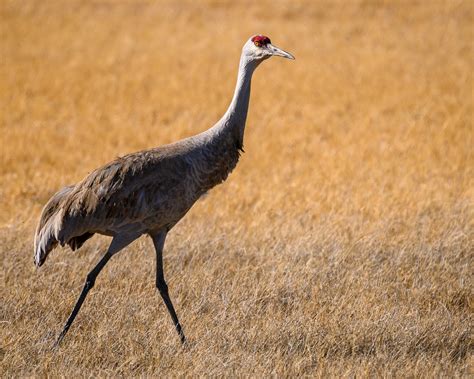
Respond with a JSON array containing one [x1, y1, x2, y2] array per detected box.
[[268, 43, 295, 60]]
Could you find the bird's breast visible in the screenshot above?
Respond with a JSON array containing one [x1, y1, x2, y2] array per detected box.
[[191, 143, 241, 193]]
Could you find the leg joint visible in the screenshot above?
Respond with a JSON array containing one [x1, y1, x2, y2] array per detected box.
[[85, 274, 96, 289], [156, 278, 168, 293]]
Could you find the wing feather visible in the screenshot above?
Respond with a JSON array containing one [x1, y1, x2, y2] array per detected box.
[[57, 145, 192, 240]]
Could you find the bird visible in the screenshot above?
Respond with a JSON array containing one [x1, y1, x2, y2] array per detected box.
[[34, 34, 294, 347]]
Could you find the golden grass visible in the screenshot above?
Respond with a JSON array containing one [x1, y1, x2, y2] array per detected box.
[[1, 0, 473, 376]]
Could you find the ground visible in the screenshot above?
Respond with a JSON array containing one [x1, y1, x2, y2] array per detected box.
[[1, 0, 473, 376]]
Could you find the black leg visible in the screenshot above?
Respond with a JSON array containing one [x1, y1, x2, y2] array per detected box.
[[53, 234, 137, 348], [151, 231, 186, 344]]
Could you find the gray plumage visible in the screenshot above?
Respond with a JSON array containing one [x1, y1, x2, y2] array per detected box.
[[35, 127, 242, 266], [34, 35, 294, 346]]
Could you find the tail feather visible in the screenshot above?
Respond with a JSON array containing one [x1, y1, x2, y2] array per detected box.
[[34, 185, 74, 267]]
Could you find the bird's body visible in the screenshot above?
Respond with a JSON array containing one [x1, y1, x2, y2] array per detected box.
[[34, 35, 294, 347], [35, 126, 242, 265]]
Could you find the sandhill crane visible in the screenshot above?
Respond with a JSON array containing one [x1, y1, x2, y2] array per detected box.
[[34, 35, 294, 347]]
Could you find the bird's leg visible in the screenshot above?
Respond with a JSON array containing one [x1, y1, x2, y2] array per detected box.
[[151, 231, 186, 344], [53, 234, 137, 348]]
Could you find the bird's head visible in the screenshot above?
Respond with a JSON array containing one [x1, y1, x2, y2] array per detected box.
[[242, 35, 295, 62]]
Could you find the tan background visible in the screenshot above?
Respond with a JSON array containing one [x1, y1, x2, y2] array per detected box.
[[1, 0, 472, 376]]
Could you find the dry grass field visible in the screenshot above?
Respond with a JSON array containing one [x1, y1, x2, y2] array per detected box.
[[1, 0, 473, 376]]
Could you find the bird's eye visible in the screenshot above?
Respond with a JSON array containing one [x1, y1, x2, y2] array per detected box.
[[251, 35, 271, 48]]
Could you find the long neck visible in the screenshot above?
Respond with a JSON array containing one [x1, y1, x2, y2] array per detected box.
[[211, 54, 259, 147]]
